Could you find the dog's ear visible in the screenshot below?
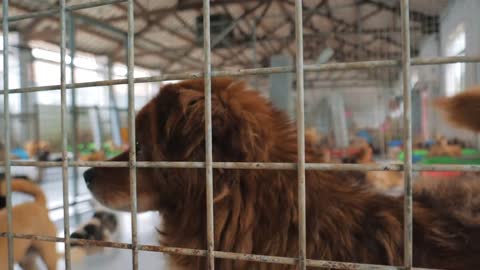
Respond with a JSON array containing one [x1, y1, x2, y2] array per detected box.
[[153, 83, 234, 159], [153, 80, 271, 161]]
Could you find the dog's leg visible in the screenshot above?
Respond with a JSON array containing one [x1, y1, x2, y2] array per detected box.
[[18, 252, 41, 270], [32, 241, 57, 270]]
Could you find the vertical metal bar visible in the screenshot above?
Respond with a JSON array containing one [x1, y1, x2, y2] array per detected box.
[[127, 0, 139, 269], [34, 104, 40, 144], [400, 0, 413, 269], [59, 0, 72, 268], [2, 1, 14, 269], [251, 19, 258, 89], [68, 13, 80, 212], [202, 0, 215, 268], [294, 0, 307, 269]]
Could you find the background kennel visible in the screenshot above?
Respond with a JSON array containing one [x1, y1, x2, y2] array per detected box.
[[2, 0, 480, 269]]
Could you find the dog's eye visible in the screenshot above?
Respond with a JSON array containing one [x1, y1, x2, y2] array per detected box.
[[135, 141, 141, 153]]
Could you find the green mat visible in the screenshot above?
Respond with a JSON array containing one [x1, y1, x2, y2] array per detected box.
[[398, 149, 480, 164]]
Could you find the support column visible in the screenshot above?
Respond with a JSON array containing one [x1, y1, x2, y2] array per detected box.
[[18, 32, 35, 144], [269, 54, 293, 116], [328, 92, 348, 148], [108, 57, 122, 147]]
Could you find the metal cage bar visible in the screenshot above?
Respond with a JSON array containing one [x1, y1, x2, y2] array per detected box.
[[2, 0, 14, 269], [202, 0, 215, 269], [59, 0, 72, 268], [2, 160, 480, 172], [1, 0, 480, 269], [2, 55, 480, 95], [294, 0, 307, 269], [400, 0, 413, 269], [68, 12, 81, 213], [126, 0, 139, 269], [0, 232, 413, 269]]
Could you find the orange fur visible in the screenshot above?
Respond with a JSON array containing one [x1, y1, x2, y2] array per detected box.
[[435, 86, 480, 132]]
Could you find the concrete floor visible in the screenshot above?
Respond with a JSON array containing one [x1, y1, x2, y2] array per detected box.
[[7, 166, 168, 270]]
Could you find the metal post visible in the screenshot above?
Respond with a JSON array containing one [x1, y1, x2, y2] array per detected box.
[[68, 12, 80, 212], [34, 103, 40, 148], [2, 0, 14, 269], [202, 0, 215, 268], [126, 0, 139, 269], [108, 57, 122, 147], [89, 106, 104, 150], [59, 0, 72, 268], [18, 33, 34, 144], [378, 93, 386, 156], [400, 0, 413, 269], [294, 0, 306, 269]]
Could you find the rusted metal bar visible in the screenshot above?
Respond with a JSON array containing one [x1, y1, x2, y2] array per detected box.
[[2, 0, 14, 268], [59, 0, 72, 268], [0, 232, 411, 269], [126, 0, 139, 268], [202, 0, 215, 268], [400, 0, 413, 269], [294, 0, 307, 269], [3, 160, 480, 172]]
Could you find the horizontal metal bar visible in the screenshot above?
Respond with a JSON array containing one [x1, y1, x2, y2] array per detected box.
[[0, 233, 445, 269], [1, 56, 480, 95], [3, 160, 480, 172], [305, 259, 401, 270], [0, 233, 408, 269], [2, 0, 127, 22]]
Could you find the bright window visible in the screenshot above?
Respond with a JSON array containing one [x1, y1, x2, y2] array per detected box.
[[445, 23, 466, 96], [0, 33, 22, 113], [30, 41, 159, 109]]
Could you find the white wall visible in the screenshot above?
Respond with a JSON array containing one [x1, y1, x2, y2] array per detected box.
[[439, 0, 479, 143], [305, 85, 390, 129], [440, 0, 480, 90], [411, 0, 480, 144]]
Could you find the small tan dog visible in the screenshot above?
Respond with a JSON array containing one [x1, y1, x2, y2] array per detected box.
[[342, 142, 404, 191], [24, 141, 50, 158], [79, 151, 106, 161], [0, 179, 57, 270], [428, 136, 462, 157]]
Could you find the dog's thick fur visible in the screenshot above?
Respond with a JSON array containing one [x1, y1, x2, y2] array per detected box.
[[435, 86, 480, 132], [0, 179, 57, 270], [85, 78, 480, 270]]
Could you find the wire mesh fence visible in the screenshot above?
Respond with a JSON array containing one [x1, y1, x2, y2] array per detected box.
[[1, 0, 480, 270]]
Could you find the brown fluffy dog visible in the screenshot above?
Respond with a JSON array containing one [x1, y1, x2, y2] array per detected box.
[[84, 78, 480, 270], [0, 179, 57, 270]]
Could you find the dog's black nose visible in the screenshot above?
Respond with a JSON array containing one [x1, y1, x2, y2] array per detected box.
[[83, 168, 96, 187]]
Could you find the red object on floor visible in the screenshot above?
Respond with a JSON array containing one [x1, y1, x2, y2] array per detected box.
[[421, 171, 463, 178]]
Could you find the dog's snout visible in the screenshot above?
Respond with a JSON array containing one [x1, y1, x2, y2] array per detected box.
[[83, 168, 96, 187]]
